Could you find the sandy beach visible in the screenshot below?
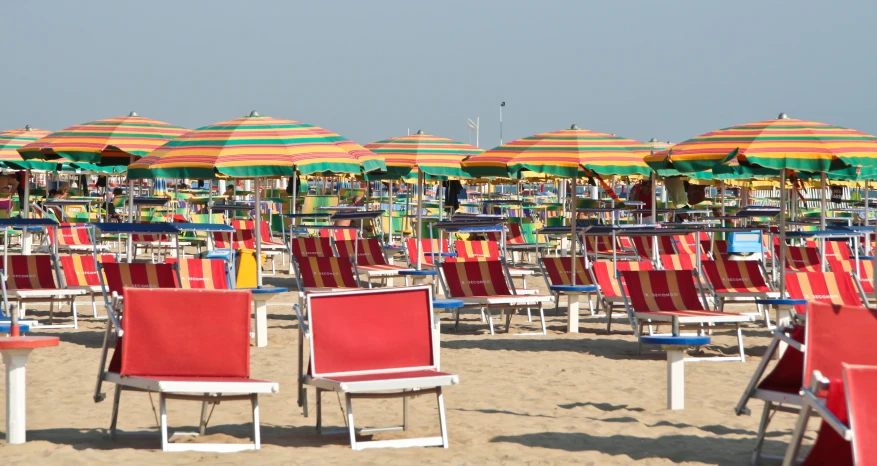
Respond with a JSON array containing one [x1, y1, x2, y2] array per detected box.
[[0, 263, 813, 466]]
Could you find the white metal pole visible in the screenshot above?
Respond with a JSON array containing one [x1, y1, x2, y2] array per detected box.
[[568, 168, 578, 334], [779, 170, 787, 293], [255, 177, 263, 288], [388, 179, 394, 243], [415, 171, 424, 271]]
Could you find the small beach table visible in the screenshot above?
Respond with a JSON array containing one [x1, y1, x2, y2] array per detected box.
[[0, 336, 59, 444]]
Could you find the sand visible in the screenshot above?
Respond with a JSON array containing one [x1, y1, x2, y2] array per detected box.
[[0, 265, 814, 465]]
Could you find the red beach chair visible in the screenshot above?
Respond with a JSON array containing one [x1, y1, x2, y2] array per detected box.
[[828, 258, 875, 298], [49, 223, 108, 253], [336, 238, 413, 286], [583, 235, 638, 261], [658, 253, 698, 271], [405, 237, 449, 268], [292, 256, 360, 297], [1, 254, 86, 328], [539, 256, 597, 317], [621, 269, 754, 361], [290, 237, 334, 259], [591, 260, 654, 331], [781, 245, 822, 272], [631, 235, 675, 260], [822, 240, 853, 261], [783, 302, 877, 466], [439, 259, 552, 335], [294, 286, 458, 450], [784, 271, 865, 315], [453, 239, 534, 285], [176, 258, 230, 290], [701, 258, 778, 313], [59, 254, 115, 318], [93, 288, 278, 452]]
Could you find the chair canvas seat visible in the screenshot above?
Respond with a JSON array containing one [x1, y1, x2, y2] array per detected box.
[[459, 294, 553, 306], [306, 369, 457, 394], [634, 309, 753, 324], [105, 373, 278, 394], [7, 289, 85, 298], [507, 267, 534, 276], [357, 264, 414, 276]]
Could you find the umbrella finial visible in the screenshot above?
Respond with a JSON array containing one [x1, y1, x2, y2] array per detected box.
[[570, 124, 579, 130], [649, 137, 658, 142], [416, 130, 424, 135], [128, 111, 139, 117], [249, 110, 261, 117], [777, 112, 790, 119], [24, 125, 32, 131]]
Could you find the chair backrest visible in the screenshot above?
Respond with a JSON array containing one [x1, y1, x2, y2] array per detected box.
[[2, 255, 59, 290], [584, 235, 620, 255], [828, 259, 874, 294], [119, 288, 252, 377], [782, 246, 821, 271], [844, 364, 877, 465], [804, 301, 877, 388], [59, 254, 114, 287], [591, 260, 654, 298], [620, 269, 706, 313], [176, 259, 230, 290], [290, 237, 334, 259], [231, 219, 275, 243], [659, 253, 698, 271], [702, 239, 729, 257], [405, 238, 449, 267], [702, 259, 771, 292], [294, 256, 359, 288], [486, 223, 528, 245], [335, 238, 388, 266], [50, 223, 93, 247], [673, 234, 699, 255], [541, 256, 593, 286], [631, 236, 674, 260], [785, 271, 863, 314], [101, 262, 179, 295], [823, 240, 852, 261], [306, 287, 435, 377], [454, 239, 501, 261], [212, 229, 255, 249], [440, 259, 512, 298], [317, 228, 357, 241]]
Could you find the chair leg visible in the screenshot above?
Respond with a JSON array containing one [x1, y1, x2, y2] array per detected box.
[[199, 397, 210, 435], [750, 401, 773, 465], [782, 403, 813, 466], [402, 394, 409, 431], [92, 295, 98, 319], [538, 303, 547, 335], [345, 394, 357, 450], [251, 394, 261, 450], [486, 308, 495, 335], [316, 388, 323, 433], [587, 294, 595, 316], [437, 388, 449, 449], [72, 299, 78, 329], [736, 324, 746, 362], [159, 393, 169, 451], [109, 385, 122, 440]]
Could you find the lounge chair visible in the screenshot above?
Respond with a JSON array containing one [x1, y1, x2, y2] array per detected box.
[[439, 259, 552, 335], [621, 269, 754, 361], [590, 260, 654, 331], [632, 235, 675, 261], [583, 235, 639, 261], [405, 237, 450, 268], [59, 254, 116, 319], [1, 254, 86, 328], [828, 258, 875, 299], [93, 288, 279, 452], [290, 237, 334, 259], [780, 245, 822, 272], [701, 258, 778, 314], [538, 256, 597, 316], [335, 238, 413, 287], [453, 239, 533, 286], [49, 223, 108, 254], [782, 302, 877, 465], [294, 286, 458, 450], [175, 258, 231, 290]]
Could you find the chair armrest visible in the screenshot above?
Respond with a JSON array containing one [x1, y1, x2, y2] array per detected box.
[[109, 292, 123, 337], [293, 304, 309, 337], [801, 386, 853, 441], [772, 327, 804, 352]]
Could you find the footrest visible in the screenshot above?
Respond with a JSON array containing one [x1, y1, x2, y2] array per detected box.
[[640, 335, 710, 347], [755, 298, 808, 306], [433, 299, 464, 309], [549, 285, 597, 293]]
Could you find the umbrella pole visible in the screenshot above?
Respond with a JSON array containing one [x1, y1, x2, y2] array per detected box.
[[255, 177, 263, 288], [22, 170, 30, 219], [865, 181, 871, 256], [779, 170, 787, 294], [568, 168, 578, 333], [820, 172, 828, 271], [416, 171, 424, 271], [291, 173, 297, 226], [388, 180, 394, 244], [126, 157, 135, 262]]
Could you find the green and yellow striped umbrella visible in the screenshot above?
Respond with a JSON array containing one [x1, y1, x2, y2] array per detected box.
[[364, 131, 482, 179], [0, 126, 58, 170], [18, 112, 188, 166], [128, 111, 384, 179], [464, 125, 650, 178], [644, 114, 877, 173]]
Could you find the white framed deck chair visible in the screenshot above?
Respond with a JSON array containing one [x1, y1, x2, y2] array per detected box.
[[93, 288, 279, 452], [438, 259, 552, 335], [782, 301, 877, 466], [620, 269, 754, 362], [701, 258, 778, 318], [294, 286, 459, 450], [452, 239, 534, 287], [231, 219, 289, 269], [335, 238, 413, 287], [1, 254, 86, 329], [590, 260, 654, 332], [59, 253, 116, 319], [48, 223, 109, 254], [538, 255, 597, 317]]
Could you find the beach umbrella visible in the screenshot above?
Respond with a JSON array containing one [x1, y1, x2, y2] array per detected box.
[[130, 111, 385, 287], [473, 124, 650, 332], [365, 131, 482, 268]]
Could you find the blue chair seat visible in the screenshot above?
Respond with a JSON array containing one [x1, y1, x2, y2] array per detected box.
[[549, 285, 597, 293], [399, 269, 437, 276], [754, 298, 808, 306], [640, 335, 710, 347], [0, 324, 30, 333], [244, 287, 288, 295], [433, 299, 465, 309]]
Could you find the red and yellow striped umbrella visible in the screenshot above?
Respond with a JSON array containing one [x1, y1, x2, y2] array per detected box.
[[18, 112, 188, 166], [364, 131, 482, 178], [463, 125, 650, 178], [129, 111, 384, 179], [644, 114, 877, 173], [0, 126, 52, 169]]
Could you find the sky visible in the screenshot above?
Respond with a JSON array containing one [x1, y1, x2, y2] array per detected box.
[[1, 0, 875, 148]]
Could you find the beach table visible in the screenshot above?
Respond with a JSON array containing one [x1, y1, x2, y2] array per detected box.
[[241, 286, 287, 348], [0, 336, 59, 444], [640, 335, 710, 410]]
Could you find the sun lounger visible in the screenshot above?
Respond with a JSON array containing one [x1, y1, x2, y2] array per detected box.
[[621, 269, 754, 361], [702, 258, 779, 316], [175, 258, 231, 290], [828, 258, 875, 299], [93, 288, 279, 452], [780, 245, 822, 272], [1, 254, 86, 328], [336, 238, 413, 287], [290, 237, 334, 259], [49, 223, 108, 253], [294, 286, 458, 450], [590, 260, 654, 331], [453, 239, 533, 285], [784, 271, 866, 316], [405, 238, 450, 268], [59, 254, 116, 319], [632, 235, 675, 261], [584, 235, 639, 261], [539, 256, 597, 316], [782, 302, 877, 466], [439, 259, 551, 335]]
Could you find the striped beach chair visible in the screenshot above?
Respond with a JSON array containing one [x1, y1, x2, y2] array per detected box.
[[784, 271, 866, 315], [780, 245, 822, 272], [230, 219, 289, 264], [405, 238, 449, 268], [439, 259, 552, 335], [701, 259, 778, 314], [59, 254, 115, 318], [583, 235, 638, 261], [828, 258, 875, 299], [822, 240, 853, 261], [176, 258, 231, 290], [292, 256, 360, 292], [290, 237, 334, 259], [631, 236, 675, 261], [99, 262, 180, 309], [590, 260, 655, 331], [674, 233, 708, 256], [336, 238, 413, 287], [49, 223, 108, 254], [621, 269, 754, 361], [658, 253, 699, 271], [539, 256, 596, 316], [453, 239, 534, 285], [2, 254, 86, 328]]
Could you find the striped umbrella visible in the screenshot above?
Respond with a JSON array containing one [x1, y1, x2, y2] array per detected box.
[[644, 114, 877, 173], [0, 126, 55, 170], [128, 111, 384, 179], [364, 131, 482, 178], [463, 125, 650, 179], [18, 112, 188, 166]]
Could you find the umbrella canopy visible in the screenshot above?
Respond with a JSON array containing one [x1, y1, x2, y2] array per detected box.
[[644, 114, 877, 173], [465, 125, 650, 178], [128, 111, 384, 179], [364, 131, 482, 179], [0, 126, 55, 170], [18, 112, 188, 166]]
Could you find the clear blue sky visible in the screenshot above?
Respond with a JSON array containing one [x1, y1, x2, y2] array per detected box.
[[2, 0, 875, 147]]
